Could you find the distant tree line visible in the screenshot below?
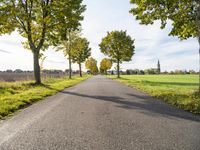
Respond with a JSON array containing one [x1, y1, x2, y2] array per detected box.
[[86, 58, 198, 75], [0, 69, 82, 75], [124, 69, 198, 75]]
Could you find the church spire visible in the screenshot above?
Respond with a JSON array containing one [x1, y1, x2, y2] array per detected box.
[[157, 60, 161, 74]]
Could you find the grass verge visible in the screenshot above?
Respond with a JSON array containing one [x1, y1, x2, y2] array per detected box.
[[0, 75, 91, 119], [108, 75, 200, 114]]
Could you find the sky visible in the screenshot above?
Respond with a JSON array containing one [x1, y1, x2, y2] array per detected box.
[[0, 0, 198, 72]]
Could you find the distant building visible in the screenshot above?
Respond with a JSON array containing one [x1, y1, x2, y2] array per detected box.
[[6, 69, 13, 73], [14, 69, 23, 73], [43, 69, 64, 74]]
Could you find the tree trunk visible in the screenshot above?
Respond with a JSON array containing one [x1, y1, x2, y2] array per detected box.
[[198, 37, 200, 94], [197, 2, 200, 93], [197, 36, 200, 93], [67, 31, 72, 79], [79, 63, 82, 77], [33, 51, 41, 84], [69, 53, 72, 79], [117, 59, 120, 78]]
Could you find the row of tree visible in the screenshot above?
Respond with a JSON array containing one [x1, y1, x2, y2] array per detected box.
[[57, 31, 91, 78], [86, 58, 113, 75], [85, 30, 136, 78], [57, 29, 136, 78]]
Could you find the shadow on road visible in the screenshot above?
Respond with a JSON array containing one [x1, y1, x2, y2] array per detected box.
[[60, 90, 200, 122]]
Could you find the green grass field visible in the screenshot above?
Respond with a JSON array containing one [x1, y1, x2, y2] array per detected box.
[[0, 76, 91, 119], [109, 75, 200, 113]]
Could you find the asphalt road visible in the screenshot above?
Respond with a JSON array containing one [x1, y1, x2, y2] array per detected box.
[[0, 75, 200, 150]]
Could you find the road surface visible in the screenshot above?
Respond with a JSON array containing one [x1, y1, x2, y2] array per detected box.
[[0, 75, 200, 150]]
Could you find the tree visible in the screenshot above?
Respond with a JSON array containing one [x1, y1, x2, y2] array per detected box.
[[85, 57, 98, 75], [144, 68, 157, 75], [0, 0, 85, 84], [71, 37, 91, 77], [52, 1, 86, 79], [130, 0, 200, 92], [99, 30, 135, 78], [100, 58, 112, 74], [0, 0, 54, 84], [57, 31, 81, 79]]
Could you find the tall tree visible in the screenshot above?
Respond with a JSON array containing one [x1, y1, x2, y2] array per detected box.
[[85, 57, 98, 75], [52, 0, 86, 79], [99, 30, 135, 78], [0, 0, 85, 84], [100, 58, 112, 74], [0, 0, 55, 84], [130, 0, 200, 92], [71, 37, 91, 77], [57, 31, 81, 79]]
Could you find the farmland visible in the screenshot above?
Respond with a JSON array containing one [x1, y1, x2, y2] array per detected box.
[[109, 75, 200, 113], [0, 75, 91, 119], [0, 71, 80, 82]]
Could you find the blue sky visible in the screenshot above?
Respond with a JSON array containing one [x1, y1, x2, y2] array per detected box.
[[0, 0, 198, 71]]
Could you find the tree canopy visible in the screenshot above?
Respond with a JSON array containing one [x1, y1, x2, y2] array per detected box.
[[51, 1, 86, 43], [71, 37, 91, 64], [100, 58, 112, 74], [85, 57, 98, 75], [57, 31, 81, 58], [130, 0, 199, 40]]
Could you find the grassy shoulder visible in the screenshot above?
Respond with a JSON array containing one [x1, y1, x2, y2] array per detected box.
[[108, 75, 200, 114], [0, 75, 91, 119]]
